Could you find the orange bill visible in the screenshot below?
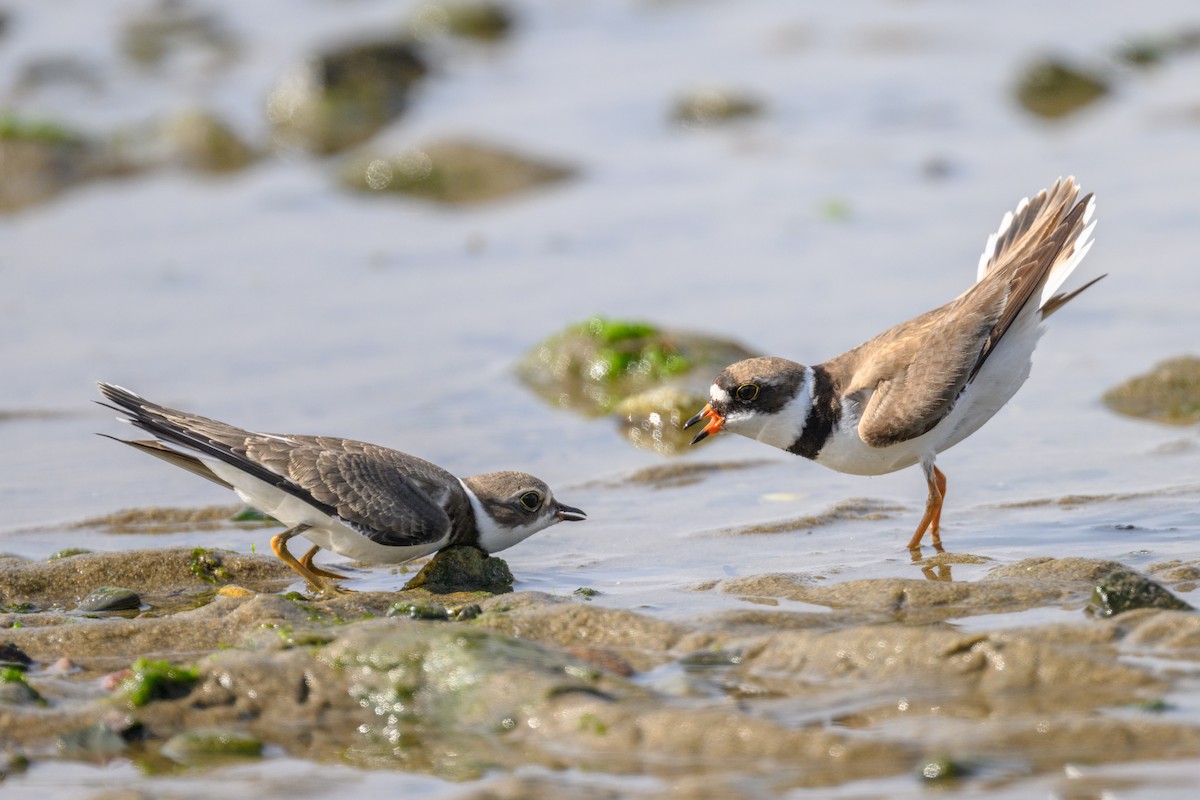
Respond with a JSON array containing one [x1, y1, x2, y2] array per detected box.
[[683, 403, 725, 444]]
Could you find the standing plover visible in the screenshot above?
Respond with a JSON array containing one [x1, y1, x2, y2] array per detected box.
[[686, 177, 1100, 550]]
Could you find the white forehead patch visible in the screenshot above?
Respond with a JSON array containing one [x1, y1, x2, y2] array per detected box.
[[710, 385, 731, 404]]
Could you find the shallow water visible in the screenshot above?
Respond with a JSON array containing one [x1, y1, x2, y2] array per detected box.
[[3, 0, 1200, 796]]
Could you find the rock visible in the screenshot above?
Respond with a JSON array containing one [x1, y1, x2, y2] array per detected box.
[[118, 658, 200, 708], [0, 114, 144, 212], [157, 109, 257, 173], [0, 547, 292, 609], [614, 385, 711, 455], [1102, 356, 1200, 425], [160, 728, 263, 764], [267, 39, 427, 155], [516, 317, 757, 418], [0, 667, 45, 707], [916, 757, 973, 782], [47, 548, 92, 560], [76, 587, 142, 613], [1088, 569, 1193, 617], [408, 1, 515, 42], [671, 87, 764, 127], [0, 643, 32, 669], [402, 546, 513, 594], [57, 717, 144, 761], [340, 138, 573, 204], [1014, 58, 1109, 119], [119, 0, 238, 71]]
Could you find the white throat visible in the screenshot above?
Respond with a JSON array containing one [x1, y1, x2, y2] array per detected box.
[[724, 366, 815, 451], [460, 481, 548, 554]]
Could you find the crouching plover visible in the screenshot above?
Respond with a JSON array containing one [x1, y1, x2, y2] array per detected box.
[[686, 177, 1101, 551], [98, 383, 586, 592]]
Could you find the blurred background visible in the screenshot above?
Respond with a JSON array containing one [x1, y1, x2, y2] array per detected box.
[[1, 0, 1199, 568]]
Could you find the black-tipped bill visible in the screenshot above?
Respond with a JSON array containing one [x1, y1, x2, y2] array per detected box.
[[684, 404, 724, 445], [555, 503, 587, 522]]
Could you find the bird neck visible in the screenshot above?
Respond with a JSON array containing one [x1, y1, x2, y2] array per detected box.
[[459, 481, 543, 554]]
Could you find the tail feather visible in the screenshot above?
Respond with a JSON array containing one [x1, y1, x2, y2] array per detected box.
[[97, 434, 234, 489]]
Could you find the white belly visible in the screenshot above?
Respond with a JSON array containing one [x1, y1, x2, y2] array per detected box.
[[816, 316, 1044, 476], [205, 459, 448, 564]]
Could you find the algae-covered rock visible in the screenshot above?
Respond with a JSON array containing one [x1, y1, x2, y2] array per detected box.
[[408, 1, 515, 42], [160, 728, 263, 764], [1102, 356, 1200, 425], [76, 586, 141, 613], [157, 109, 257, 173], [0, 667, 45, 707], [403, 545, 514, 594], [1088, 569, 1193, 617], [615, 385, 711, 455], [58, 718, 144, 761], [0, 643, 32, 669], [119, 658, 200, 708], [119, 0, 238, 70], [671, 87, 764, 127], [267, 39, 427, 154], [341, 138, 573, 204], [0, 116, 123, 212], [517, 317, 757, 421], [1014, 58, 1109, 119]]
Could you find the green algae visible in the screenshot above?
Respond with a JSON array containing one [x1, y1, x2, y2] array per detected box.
[[189, 547, 231, 584], [48, 548, 92, 561], [120, 659, 200, 707], [160, 728, 263, 764], [1088, 569, 1193, 617], [0, 114, 82, 145]]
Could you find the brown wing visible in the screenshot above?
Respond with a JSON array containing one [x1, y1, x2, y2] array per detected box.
[[244, 437, 464, 547], [828, 179, 1091, 448], [827, 290, 1005, 448], [98, 383, 468, 547]]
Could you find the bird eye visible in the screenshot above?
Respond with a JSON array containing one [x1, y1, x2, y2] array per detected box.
[[736, 383, 760, 402], [519, 491, 542, 511]]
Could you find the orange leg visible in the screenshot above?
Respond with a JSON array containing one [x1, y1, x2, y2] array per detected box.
[[299, 545, 348, 580], [270, 525, 343, 594], [905, 463, 947, 552]]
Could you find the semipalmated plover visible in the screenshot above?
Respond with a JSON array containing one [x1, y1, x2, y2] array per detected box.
[[685, 177, 1101, 550], [97, 383, 586, 592]]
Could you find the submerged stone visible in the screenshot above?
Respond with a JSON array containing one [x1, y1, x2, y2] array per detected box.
[[671, 87, 764, 127], [47, 548, 92, 561], [402, 546, 514, 594], [516, 316, 757, 420], [615, 385, 712, 455], [119, 659, 200, 708], [1088, 569, 1193, 617], [157, 110, 257, 173], [77, 586, 142, 613], [1102, 356, 1200, 425], [341, 138, 573, 204], [58, 718, 144, 761], [408, 1, 515, 42], [1014, 58, 1109, 119], [267, 39, 427, 154], [160, 728, 264, 764], [119, 1, 237, 70], [0, 642, 32, 669], [0, 667, 45, 707]]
